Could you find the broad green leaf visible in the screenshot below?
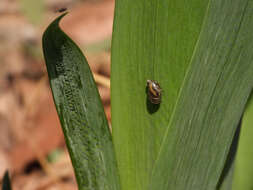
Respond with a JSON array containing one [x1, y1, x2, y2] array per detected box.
[[1, 171, 12, 190], [233, 94, 253, 190], [42, 13, 120, 190], [112, 0, 253, 190], [111, 0, 208, 189], [149, 0, 253, 189]]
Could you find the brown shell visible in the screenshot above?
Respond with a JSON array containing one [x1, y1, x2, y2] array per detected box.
[[147, 80, 162, 104]]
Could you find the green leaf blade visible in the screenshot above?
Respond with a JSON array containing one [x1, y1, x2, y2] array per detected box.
[[149, 0, 253, 189], [111, 0, 209, 189], [42, 13, 120, 190]]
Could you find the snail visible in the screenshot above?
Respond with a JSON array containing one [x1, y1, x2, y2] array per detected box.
[[146, 80, 162, 104]]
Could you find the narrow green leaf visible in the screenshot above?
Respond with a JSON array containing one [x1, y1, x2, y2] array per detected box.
[[149, 0, 253, 189], [42, 13, 120, 190], [111, 0, 209, 189], [1, 171, 12, 190], [233, 94, 253, 190]]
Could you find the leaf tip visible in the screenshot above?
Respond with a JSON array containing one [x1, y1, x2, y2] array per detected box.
[[42, 12, 68, 42]]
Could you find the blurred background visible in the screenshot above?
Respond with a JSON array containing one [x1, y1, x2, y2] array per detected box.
[[0, 0, 113, 189]]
